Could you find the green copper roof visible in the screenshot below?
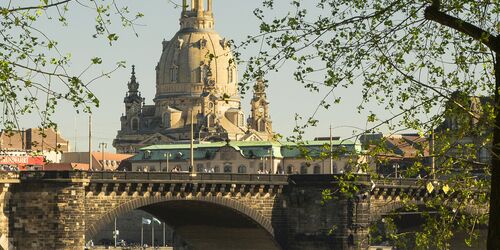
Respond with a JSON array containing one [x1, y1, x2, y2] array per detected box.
[[132, 140, 360, 161]]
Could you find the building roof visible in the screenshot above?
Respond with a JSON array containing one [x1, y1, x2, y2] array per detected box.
[[132, 140, 361, 162], [91, 152, 133, 162], [385, 135, 429, 158], [43, 163, 90, 171]]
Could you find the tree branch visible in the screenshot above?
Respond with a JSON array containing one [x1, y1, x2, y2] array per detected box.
[[4, 0, 72, 13], [424, 4, 499, 53]]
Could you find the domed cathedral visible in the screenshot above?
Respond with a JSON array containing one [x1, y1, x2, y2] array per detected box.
[[113, 0, 274, 153]]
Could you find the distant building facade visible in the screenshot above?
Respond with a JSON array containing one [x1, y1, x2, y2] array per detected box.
[[360, 133, 430, 177], [129, 140, 364, 174], [113, 1, 273, 153], [0, 127, 69, 164], [435, 93, 492, 172], [61, 152, 133, 171]]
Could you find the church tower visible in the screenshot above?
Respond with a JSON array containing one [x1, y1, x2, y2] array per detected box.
[[247, 78, 273, 140], [121, 66, 144, 133], [114, 0, 256, 153]]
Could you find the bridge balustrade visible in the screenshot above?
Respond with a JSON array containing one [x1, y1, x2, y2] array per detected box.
[[16, 171, 289, 183], [86, 171, 288, 183], [373, 178, 422, 187]]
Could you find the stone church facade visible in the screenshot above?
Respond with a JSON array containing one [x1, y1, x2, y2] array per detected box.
[[113, 0, 273, 153]]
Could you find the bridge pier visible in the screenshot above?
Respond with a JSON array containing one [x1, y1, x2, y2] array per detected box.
[[5, 176, 87, 249], [285, 175, 370, 250]]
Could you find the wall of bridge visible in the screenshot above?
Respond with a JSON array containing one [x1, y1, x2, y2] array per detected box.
[[0, 172, 381, 250]]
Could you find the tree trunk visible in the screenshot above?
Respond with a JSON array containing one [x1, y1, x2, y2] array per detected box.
[[488, 53, 500, 250]]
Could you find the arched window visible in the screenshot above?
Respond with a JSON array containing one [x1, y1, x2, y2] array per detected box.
[[287, 165, 293, 174], [163, 112, 171, 128], [131, 118, 139, 131], [228, 66, 235, 83], [170, 65, 178, 82], [144, 150, 151, 160], [207, 114, 216, 127], [196, 163, 204, 172], [238, 165, 247, 173], [300, 164, 308, 174], [276, 165, 283, 174], [480, 147, 490, 162], [257, 119, 266, 132], [224, 165, 232, 173], [313, 165, 321, 174], [214, 166, 220, 173], [238, 113, 244, 127]]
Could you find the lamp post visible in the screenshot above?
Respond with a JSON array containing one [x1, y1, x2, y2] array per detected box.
[[261, 157, 266, 173], [328, 125, 367, 174], [190, 108, 196, 177], [113, 217, 118, 247], [164, 153, 171, 172], [430, 127, 436, 180], [393, 163, 399, 178], [89, 114, 92, 171], [330, 125, 333, 174], [268, 148, 273, 174], [99, 142, 107, 171]]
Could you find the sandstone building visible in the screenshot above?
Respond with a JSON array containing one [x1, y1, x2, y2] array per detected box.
[[113, 0, 273, 153], [129, 140, 364, 175]]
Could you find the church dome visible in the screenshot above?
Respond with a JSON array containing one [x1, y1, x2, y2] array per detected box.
[[155, 1, 238, 100]]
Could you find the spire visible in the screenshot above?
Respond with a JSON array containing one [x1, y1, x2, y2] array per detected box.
[[253, 78, 266, 99], [249, 77, 273, 137], [180, 0, 214, 30], [127, 65, 140, 95]]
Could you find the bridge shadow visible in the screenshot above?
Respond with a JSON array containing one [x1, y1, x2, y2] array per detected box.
[[92, 199, 282, 250]]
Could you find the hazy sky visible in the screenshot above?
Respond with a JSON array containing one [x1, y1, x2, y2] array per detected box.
[[16, 0, 404, 152]]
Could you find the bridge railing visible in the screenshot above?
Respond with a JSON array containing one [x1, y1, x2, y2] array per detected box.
[[373, 178, 423, 187], [86, 172, 288, 183], [16, 171, 433, 187], [18, 171, 289, 183]]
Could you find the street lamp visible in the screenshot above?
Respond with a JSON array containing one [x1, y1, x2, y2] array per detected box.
[[328, 124, 367, 174], [99, 142, 107, 171], [190, 108, 196, 177], [268, 148, 273, 174], [164, 152, 172, 172], [393, 163, 399, 178]]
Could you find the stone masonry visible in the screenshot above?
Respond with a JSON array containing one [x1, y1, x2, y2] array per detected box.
[[0, 171, 458, 250]]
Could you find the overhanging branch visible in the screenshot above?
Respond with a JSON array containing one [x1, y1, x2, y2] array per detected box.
[[4, 0, 72, 13], [424, 5, 499, 53]]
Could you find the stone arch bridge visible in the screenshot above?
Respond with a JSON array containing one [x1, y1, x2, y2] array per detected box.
[[0, 172, 486, 250]]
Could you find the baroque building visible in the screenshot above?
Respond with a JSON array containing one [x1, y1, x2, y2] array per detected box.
[[129, 140, 363, 175], [113, 0, 273, 153]]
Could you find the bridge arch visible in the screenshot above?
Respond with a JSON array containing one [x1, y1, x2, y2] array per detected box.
[[85, 195, 277, 243]]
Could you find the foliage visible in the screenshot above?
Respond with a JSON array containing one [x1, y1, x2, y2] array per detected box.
[[0, 0, 143, 131], [238, 0, 499, 248]]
